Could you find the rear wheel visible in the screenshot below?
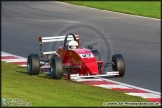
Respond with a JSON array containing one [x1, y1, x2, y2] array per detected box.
[[27, 54, 40, 75], [91, 50, 101, 61], [50, 57, 63, 79], [112, 54, 125, 77]]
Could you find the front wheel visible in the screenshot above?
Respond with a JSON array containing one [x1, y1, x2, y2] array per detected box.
[[50, 57, 63, 79], [112, 54, 125, 77], [27, 54, 40, 75]]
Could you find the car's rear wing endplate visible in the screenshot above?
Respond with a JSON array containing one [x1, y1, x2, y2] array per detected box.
[[39, 35, 79, 58]]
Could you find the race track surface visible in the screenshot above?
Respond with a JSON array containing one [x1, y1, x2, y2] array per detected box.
[[2, 1, 160, 92]]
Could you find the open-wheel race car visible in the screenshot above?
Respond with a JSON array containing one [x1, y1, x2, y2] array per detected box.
[[27, 33, 125, 79]]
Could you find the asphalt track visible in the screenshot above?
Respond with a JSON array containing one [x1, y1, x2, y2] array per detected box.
[[2, 1, 160, 92]]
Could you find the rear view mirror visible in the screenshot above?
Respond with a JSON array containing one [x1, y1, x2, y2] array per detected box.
[[88, 46, 93, 49]]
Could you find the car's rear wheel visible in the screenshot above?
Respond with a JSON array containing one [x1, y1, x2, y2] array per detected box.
[[50, 57, 63, 79], [27, 54, 40, 75], [91, 50, 101, 61], [112, 54, 125, 77]]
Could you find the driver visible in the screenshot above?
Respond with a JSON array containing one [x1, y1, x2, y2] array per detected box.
[[68, 40, 78, 49]]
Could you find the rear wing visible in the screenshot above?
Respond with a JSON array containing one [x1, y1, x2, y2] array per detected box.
[[39, 35, 80, 58]]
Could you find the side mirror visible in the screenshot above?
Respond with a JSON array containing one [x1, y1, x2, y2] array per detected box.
[[88, 46, 93, 49]]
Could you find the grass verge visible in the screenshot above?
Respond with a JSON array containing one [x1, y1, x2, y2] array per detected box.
[[2, 61, 148, 107], [64, 1, 160, 19]]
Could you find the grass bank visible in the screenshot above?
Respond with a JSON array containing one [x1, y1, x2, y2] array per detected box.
[[2, 62, 148, 107], [64, 1, 160, 19]]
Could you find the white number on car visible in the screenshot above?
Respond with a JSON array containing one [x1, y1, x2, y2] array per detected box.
[[79, 53, 94, 58]]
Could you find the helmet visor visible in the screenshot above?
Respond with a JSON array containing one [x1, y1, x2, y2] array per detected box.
[[69, 45, 78, 49]]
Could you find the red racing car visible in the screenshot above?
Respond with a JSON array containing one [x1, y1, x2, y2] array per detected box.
[[27, 33, 125, 79]]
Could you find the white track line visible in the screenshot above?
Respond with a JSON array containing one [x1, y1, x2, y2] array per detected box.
[[98, 77, 161, 95], [125, 93, 161, 98], [6, 59, 27, 62], [94, 84, 130, 89], [72, 78, 104, 82], [1, 52, 13, 56], [1, 52, 27, 59]]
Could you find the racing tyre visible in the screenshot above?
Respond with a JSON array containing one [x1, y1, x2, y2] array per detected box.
[[112, 54, 125, 77], [91, 50, 101, 61], [27, 54, 40, 75], [50, 57, 63, 79]]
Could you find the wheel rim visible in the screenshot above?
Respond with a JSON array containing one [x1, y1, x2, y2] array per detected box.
[[51, 67, 54, 77], [50, 61, 55, 77], [27, 58, 31, 74], [112, 57, 117, 71]]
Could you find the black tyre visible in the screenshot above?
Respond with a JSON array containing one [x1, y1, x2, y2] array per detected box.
[[91, 50, 101, 61], [112, 54, 125, 77], [50, 57, 63, 79], [27, 54, 40, 75]]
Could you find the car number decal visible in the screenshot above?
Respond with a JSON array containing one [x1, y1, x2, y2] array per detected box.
[[79, 53, 94, 58]]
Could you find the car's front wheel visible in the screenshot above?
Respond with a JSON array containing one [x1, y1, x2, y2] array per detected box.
[[50, 57, 63, 79], [112, 54, 125, 77], [27, 54, 40, 75]]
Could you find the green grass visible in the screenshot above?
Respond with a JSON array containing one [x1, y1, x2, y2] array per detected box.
[[64, 1, 161, 19], [2, 62, 148, 107]]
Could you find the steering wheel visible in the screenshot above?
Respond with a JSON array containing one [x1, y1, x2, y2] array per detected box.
[[64, 33, 77, 49]]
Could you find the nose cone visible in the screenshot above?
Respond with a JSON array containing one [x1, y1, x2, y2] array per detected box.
[[80, 57, 99, 75], [75, 48, 99, 75]]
